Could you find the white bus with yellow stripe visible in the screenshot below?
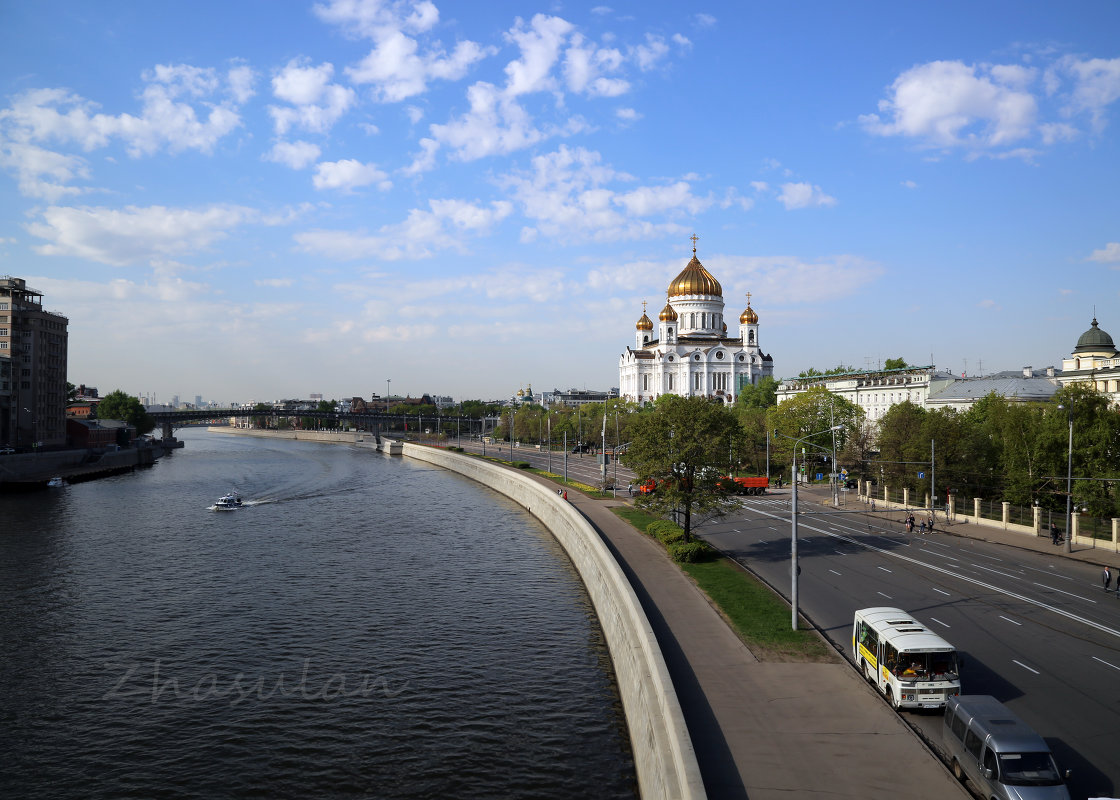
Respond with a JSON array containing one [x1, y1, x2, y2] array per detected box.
[[853, 607, 961, 710]]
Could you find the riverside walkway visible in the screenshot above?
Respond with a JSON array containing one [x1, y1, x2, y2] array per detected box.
[[540, 477, 969, 799]]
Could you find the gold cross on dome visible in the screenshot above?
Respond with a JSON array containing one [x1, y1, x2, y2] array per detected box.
[[690, 233, 699, 253], [746, 291, 751, 305], [642, 300, 647, 313]]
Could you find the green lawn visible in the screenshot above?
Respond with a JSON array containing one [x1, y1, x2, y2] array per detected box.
[[611, 507, 837, 663]]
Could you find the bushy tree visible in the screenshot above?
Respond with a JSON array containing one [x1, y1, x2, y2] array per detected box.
[[96, 390, 155, 435], [766, 387, 864, 481], [624, 396, 744, 542]]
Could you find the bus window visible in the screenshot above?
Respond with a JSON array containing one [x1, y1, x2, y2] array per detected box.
[[883, 642, 899, 675]]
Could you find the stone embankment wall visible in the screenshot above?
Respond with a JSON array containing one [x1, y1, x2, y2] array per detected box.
[[398, 441, 705, 800], [0, 446, 160, 484], [211, 428, 369, 444]]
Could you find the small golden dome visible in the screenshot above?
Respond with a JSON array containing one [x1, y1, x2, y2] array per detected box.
[[659, 299, 678, 322], [740, 304, 758, 324], [668, 255, 723, 298], [636, 313, 654, 331]]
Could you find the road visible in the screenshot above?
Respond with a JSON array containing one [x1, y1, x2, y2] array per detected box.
[[701, 489, 1120, 800]]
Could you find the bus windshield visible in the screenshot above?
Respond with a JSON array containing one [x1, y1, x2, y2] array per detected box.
[[896, 651, 959, 681], [998, 752, 1063, 786]]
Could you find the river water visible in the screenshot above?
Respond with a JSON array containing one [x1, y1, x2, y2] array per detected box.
[[0, 429, 635, 798]]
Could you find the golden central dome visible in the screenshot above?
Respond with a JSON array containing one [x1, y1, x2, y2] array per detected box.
[[668, 255, 722, 298], [658, 298, 678, 321], [636, 312, 653, 331]]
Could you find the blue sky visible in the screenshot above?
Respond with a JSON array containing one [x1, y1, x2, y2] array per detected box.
[[1, 1, 1118, 405]]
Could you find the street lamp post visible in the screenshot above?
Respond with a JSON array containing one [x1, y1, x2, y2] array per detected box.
[[779, 425, 842, 630], [1059, 403, 1073, 553]]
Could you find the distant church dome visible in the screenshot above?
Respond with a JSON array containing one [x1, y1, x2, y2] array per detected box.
[[667, 246, 722, 298], [659, 299, 678, 322], [1074, 318, 1116, 354], [636, 311, 653, 331], [740, 302, 758, 325]]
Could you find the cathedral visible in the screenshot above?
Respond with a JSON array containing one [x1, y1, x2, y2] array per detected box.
[[619, 239, 773, 405]]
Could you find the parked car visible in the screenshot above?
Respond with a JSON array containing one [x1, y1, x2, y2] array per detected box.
[[0, 447, 15, 455]]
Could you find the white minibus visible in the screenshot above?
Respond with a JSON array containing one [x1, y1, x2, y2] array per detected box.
[[852, 607, 961, 710]]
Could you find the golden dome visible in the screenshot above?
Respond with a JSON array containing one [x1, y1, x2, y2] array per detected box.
[[740, 304, 758, 324], [668, 255, 722, 298], [636, 312, 653, 331], [658, 298, 678, 322]]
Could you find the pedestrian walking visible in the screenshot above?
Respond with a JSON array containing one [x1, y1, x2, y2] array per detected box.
[[871, 498, 876, 512], [927, 513, 935, 533], [562, 490, 568, 501], [1050, 523, 1061, 545], [627, 482, 633, 497], [919, 521, 927, 535], [1104, 566, 1113, 593]]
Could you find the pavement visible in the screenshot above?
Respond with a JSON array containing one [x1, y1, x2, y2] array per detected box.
[[536, 476, 973, 800]]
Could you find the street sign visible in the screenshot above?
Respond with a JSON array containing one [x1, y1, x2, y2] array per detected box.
[[918, 471, 925, 479], [815, 472, 823, 481]]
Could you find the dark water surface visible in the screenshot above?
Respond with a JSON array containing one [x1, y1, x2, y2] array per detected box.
[[0, 429, 635, 798]]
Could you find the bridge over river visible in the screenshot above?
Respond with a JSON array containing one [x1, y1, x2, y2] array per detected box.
[[150, 408, 499, 443]]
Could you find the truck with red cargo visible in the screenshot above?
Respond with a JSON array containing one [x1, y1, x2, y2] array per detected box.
[[721, 476, 769, 495]]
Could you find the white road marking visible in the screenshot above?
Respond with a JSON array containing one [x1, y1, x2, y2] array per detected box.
[[968, 563, 1024, 580], [932, 588, 951, 596], [1092, 656, 1120, 672], [877, 566, 892, 573], [834, 550, 847, 556], [1013, 660, 1040, 675], [930, 617, 950, 627], [999, 615, 1022, 626], [741, 505, 1120, 641], [878, 591, 892, 599], [1033, 582, 1097, 603], [829, 569, 842, 576]]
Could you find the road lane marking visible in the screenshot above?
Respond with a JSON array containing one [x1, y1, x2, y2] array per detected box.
[[1092, 656, 1120, 672], [829, 569, 842, 576], [1033, 582, 1097, 603], [741, 505, 1120, 641], [1013, 660, 1039, 674], [930, 617, 950, 627], [999, 616, 1022, 626], [834, 550, 847, 556], [932, 588, 951, 596], [969, 563, 1025, 580], [878, 591, 892, 599], [877, 566, 893, 573]]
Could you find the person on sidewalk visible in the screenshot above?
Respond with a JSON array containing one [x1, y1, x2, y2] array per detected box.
[[1104, 566, 1113, 593], [927, 513, 935, 533], [1050, 523, 1061, 545]]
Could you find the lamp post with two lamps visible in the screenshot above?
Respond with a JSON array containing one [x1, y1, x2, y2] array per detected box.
[[776, 425, 843, 630]]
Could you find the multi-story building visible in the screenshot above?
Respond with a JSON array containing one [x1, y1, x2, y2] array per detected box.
[[0, 276, 69, 448], [1058, 317, 1119, 405], [540, 388, 620, 408]]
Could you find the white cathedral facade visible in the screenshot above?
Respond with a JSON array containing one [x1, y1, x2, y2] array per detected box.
[[619, 242, 773, 405]]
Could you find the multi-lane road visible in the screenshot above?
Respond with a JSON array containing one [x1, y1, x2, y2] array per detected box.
[[446, 439, 1117, 798], [703, 492, 1120, 800]]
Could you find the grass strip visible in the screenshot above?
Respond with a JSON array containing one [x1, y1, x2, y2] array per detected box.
[[611, 507, 836, 663]]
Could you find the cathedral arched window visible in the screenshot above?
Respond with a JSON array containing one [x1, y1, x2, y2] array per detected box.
[[748, 331, 755, 344], [643, 335, 649, 344]]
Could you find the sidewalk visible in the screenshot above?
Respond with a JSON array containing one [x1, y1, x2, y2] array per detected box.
[[550, 479, 969, 800]]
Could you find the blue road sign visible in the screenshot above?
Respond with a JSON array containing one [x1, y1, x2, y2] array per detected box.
[[918, 471, 925, 479]]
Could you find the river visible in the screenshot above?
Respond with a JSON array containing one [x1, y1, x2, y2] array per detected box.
[[0, 428, 636, 798]]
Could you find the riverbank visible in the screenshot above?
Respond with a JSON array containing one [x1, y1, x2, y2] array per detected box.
[[0, 443, 167, 490]]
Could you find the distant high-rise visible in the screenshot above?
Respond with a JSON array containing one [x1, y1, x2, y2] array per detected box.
[[0, 276, 69, 448]]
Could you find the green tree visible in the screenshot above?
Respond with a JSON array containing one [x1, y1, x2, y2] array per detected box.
[[96, 390, 156, 435], [252, 402, 272, 429], [735, 376, 778, 409], [884, 357, 909, 370], [766, 387, 864, 481], [623, 396, 744, 542]]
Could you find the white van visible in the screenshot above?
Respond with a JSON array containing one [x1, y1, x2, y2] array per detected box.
[[943, 695, 1070, 799]]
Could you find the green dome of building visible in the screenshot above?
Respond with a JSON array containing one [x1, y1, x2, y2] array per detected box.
[[1073, 317, 1116, 354]]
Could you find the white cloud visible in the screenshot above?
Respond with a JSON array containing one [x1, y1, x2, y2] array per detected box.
[[295, 197, 512, 260], [1088, 242, 1120, 264], [268, 59, 356, 135], [564, 33, 628, 97], [428, 81, 547, 162], [25, 203, 260, 266], [901, 179, 917, 189], [264, 140, 322, 169], [312, 159, 392, 191], [616, 107, 641, 121], [631, 34, 671, 71], [694, 14, 716, 28], [0, 141, 90, 201], [1061, 56, 1120, 133], [227, 64, 256, 104], [0, 66, 245, 159], [401, 136, 439, 175], [860, 60, 1038, 150], [777, 182, 836, 209], [499, 145, 709, 242], [504, 15, 574, 96], [406, 104, 424, 123], [749, 181, 768, 192], [255, 278, 294, 288]]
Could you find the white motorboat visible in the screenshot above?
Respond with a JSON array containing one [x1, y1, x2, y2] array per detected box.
[[47, 476, 65, 488], [214, 492, 243, 511]]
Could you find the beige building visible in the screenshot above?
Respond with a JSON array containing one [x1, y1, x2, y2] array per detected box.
[[0, 276, 69, 448], [1059, 317, 1120, 404], [777, 365, 948, 422]]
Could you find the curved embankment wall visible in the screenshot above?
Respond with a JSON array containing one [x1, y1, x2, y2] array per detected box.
[[399, 442, 705, 800]]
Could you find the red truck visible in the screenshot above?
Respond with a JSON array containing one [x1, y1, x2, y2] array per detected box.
[[722, 476, 769, 495]]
